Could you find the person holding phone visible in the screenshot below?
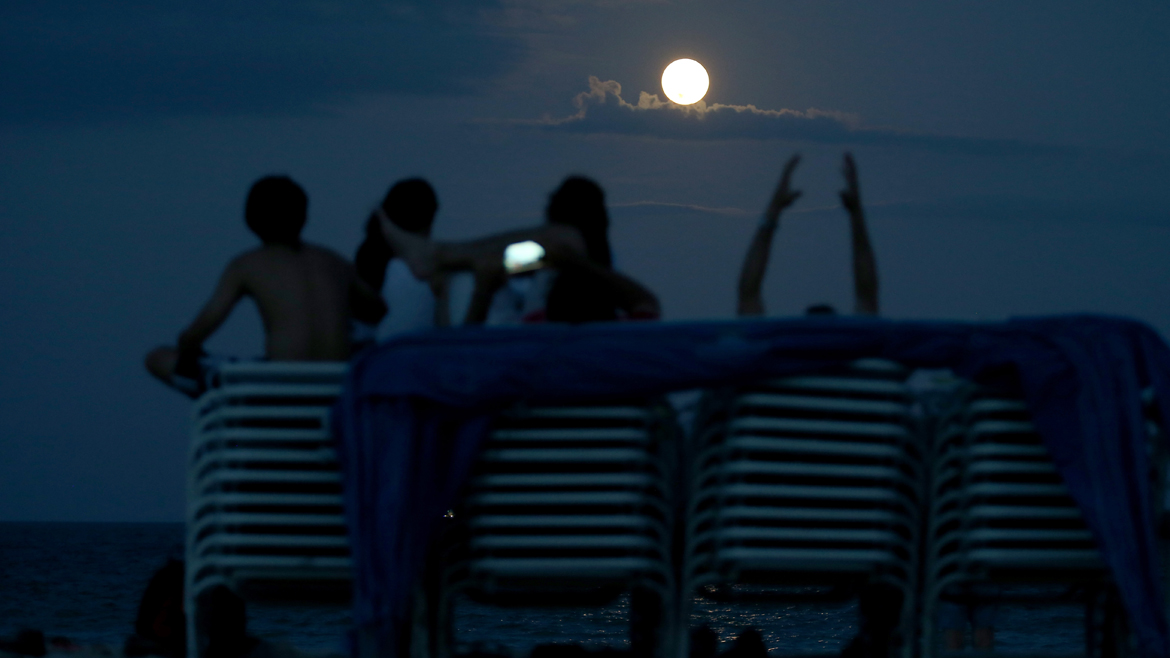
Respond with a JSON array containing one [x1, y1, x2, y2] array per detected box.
[[378, 176, 660, 325]]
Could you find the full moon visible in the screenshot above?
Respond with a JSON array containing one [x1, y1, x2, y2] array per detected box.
[[661, 59, 709, 105]]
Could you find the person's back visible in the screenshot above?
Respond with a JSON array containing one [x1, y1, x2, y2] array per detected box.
[[145, 175, 385, 397], [233, 243, 357, 360]]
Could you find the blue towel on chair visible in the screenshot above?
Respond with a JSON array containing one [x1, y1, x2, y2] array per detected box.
[[333, 314, 1170, 658]]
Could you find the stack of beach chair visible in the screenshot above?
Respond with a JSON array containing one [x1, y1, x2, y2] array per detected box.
[[429, 400, 679, 658], [184, 362, 350, 657], [920, 383, 1167, 658], [183, 360, 1169, 658], [185, 366, 678, 658], [684, 359, 922, 658]]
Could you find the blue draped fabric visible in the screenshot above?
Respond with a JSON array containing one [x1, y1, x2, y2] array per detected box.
[[332, 315, 1170, 657]]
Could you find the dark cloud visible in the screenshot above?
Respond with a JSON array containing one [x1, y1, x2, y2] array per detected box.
[[0, 0, 524, 125], [522, 76, 1079, 158]]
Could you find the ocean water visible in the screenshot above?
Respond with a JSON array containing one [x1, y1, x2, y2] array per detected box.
[[0, 523, 1084, 655]]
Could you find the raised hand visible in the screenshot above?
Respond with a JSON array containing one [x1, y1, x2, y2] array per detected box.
[[839, 152, 862, 215], [839, 152, 878, 315], [739, 154, 800, 317], [764, 154, 803, 222]]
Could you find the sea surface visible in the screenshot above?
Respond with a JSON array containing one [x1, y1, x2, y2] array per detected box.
[[0, 523, 1084, 655]]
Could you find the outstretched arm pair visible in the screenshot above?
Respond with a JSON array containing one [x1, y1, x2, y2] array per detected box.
[[735, 152, 879, 317]]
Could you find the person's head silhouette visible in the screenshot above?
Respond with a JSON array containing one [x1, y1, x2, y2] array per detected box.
[[356, 177, 440, 292], [545, 176, 612, 267], [805, 304, 838, 316], [245, 176, 307, 247], [380, 178, 438, 236]]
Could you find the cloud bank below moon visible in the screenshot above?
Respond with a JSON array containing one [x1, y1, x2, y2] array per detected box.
[[514, 76, 1076, 158]]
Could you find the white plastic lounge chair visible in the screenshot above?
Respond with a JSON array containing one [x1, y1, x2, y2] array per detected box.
[[684, 359, 922, 658], [184, 362, 350, 657], [186, 364, 678, 658], [921, 385, 1167, 658], [426, 400, 678, 658]]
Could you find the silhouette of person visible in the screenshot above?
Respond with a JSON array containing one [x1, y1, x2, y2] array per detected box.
[[145, 176, 386, 397], [736, 153, 879, 318], [377, 176, 660, 325], [352, 178, 450, 347]]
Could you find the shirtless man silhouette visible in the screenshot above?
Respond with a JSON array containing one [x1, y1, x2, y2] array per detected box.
[[145, 176, 386, 397]]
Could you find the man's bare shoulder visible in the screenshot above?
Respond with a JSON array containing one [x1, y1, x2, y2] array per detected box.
[[303, 243, 357, 272], [229, 244, 354, 279], [301, 242, 349, 261], [221, 246, 270, 275]]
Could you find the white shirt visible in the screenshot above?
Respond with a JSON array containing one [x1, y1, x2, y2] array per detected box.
[[377, 259, 436, 340]]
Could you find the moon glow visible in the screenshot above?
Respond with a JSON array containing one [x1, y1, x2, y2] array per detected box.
[[661, 59, 709, 105]]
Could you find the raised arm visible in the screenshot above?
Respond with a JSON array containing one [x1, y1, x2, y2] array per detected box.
[[429, 273, 452, 328], [737, 154, 802, 317], [354, 212, 393, 291], [176, 258, 247, 354], [375, 207, 586, 282], [840, 153, 879, 316], [462, 254, 509, 325]]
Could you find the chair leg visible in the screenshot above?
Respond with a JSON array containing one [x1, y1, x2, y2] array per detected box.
[[1086, 588, 1103, 658], [431, 587, 455, 658], [185, 588, 203, 658], [408, 582, 429, 658], [918, 598, 936, 658], [191, 585, 252, 658], [631, 586, 666, 658], [1100, 588, 1132, 658]]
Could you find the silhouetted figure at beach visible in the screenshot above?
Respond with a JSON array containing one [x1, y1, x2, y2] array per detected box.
[[938, 583, 998, 652], [124, 558, 186, 658], [377, 177, 662, 654], [351, 178, 449, 347], [195, 586, 257, 658], [0, 630, 45, 657], [145, 176, 386, 397], [355, 178, 439, 293], [378, 176, 660, 325], [840, 583, 905, 658], [737, 153, 879, 318], [737, 156, 902, 656], [690, 625, 719, 658]]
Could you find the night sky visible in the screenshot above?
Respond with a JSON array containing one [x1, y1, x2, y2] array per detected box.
[[2, 0, 1168, 521]]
